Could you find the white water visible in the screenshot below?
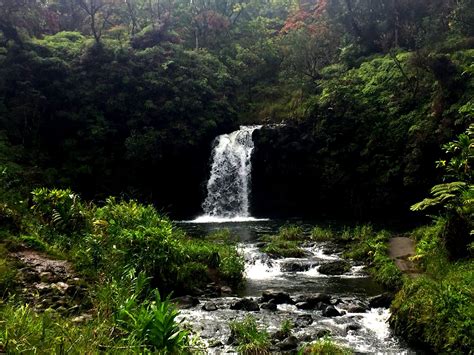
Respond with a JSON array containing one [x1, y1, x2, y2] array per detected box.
[[194, 125, 262, 222]]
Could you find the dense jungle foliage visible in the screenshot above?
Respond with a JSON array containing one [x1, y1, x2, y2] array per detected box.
[[0, 0, 473, 218], [0, 0, 473, 353]]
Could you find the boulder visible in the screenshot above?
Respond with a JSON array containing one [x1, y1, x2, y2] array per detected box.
[[322, 305, 341, 317], [261, 302, 277, 311], [172, 295, 200, 309], [295, 314, 313, 328], [368, 293, 394, 308], [230, 298, 260, 312], [346, 323, 362, 332], [277, 336, 298, 350], [347, 304, 368, 313], [260, 290, 294, 304], [316, 329, 331, 338], [280, 261, 317, 272], [202, 301, 218, 311], [318, 261, 351, 275]]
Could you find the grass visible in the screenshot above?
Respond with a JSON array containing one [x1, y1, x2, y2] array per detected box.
[[299, 337, 352, 354], [260, 225, 308, 258], [343, 227, 403, 290], [0, 188, 246, 353], [229, 316, 271, 355], [389, 220, 474, 353]]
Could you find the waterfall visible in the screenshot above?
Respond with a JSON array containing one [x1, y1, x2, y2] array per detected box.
[[197, 125, 262, 222]]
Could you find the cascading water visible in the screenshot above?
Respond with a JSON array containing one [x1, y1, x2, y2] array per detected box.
[[197, 125, 262, 222]]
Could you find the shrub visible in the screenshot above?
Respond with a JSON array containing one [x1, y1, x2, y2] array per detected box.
[[278, 225, 306, 241], [262, 239, 306, 258], [390, 263, 474, 353], [31, 188, 89, 244], [300, 337, 352, 354], [310, 226, 334, 241], [229, 316, 271, 355]]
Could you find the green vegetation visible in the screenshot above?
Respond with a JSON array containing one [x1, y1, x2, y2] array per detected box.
[[0, 0, 473, 353], [261, 225, 307, 258], [299, 337, 352, 355], [229, 316, 271, 355], [389, 127, 473, 353], [390, 223, 474, 353], [0, 187, 244, 353]]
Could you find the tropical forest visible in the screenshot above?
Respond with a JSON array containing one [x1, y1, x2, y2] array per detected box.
[[0, 0, 473, 353]]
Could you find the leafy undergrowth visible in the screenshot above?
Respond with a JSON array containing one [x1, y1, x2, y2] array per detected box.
[[299, 337, 352, 355], [389, 222, 474, 353], [0, 188, 245, 353], [229, 315, 271, 355]]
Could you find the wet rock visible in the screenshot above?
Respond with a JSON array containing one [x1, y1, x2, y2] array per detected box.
[[347, 304, 368, 313], [272, 330, 288, 341], [368, 293, 394, 308], [261, 290, 294, 304], [316, 329, 331, 338], [346, 323, 362, 332], [172, 295, 200, 309], [296, 302, 312, 310], [277, 336, 298, 350], [220, 286, 233, 296], [280, 261, 317, 272], [318, 261, 351, 275], [322, 305, 341, 317], [230, 298, 260, 312], [202, 301, 218, 311], [295, 314, 313, 328], [261, 302, 277, 311], [296, 293, 331, 304], [255, 242, 266, 248]]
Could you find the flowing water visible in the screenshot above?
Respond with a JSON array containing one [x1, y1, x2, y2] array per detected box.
[[177, 126, 412, 353], [195, 126, 263, 222], [177, 221, 412, 354]]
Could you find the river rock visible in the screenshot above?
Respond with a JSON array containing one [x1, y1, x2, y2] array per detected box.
[[316, 329, 331, 338], [318, 261, 351, 275], [368, 293, 394, 308], [322, 305, 341, 317], [230, 298, 260, 311], [261, 302, 277, 311], [295, 314, 313, 328], [296, 293, 331, 305], [277, 336, 298, 350], [347, 304, 368, 313], [261, 290, 294, 304], [280, 261, 317, 272], [172, 295, 200, 309], [220, 286, 233, 296], [202, 301, 218, 311], [346, 323, 362, 332]]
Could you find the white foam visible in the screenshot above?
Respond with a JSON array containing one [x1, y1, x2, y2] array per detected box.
[[185, 215, 269, 223]]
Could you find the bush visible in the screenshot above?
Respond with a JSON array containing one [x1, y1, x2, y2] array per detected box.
[[300, 337, 352, 354], [262, 239, 306, 258], [390, 262, 474, 353], [31, 188, 89, 244], [310, 226, 334, 241], [229, 316, 271, 355]]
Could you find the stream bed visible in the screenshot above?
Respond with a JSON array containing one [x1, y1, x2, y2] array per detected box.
[[177, 220, 412, 354]]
